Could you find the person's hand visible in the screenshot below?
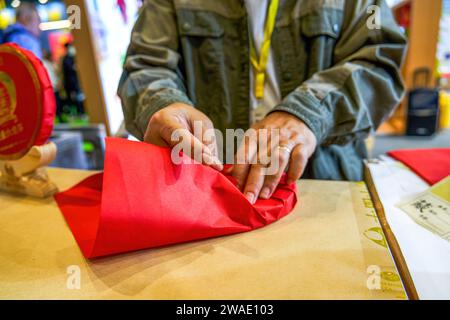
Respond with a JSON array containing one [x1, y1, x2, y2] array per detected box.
[[231, 111, 317, 204], [144, 103, 223, 171]]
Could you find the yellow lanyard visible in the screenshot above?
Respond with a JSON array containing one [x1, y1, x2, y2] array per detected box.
[[249, 0, 279, 100]]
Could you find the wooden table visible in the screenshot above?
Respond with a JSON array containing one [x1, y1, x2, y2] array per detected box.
[[0, 168, 407, 299]]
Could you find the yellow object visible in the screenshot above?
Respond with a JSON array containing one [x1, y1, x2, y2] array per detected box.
[[250, 0, 279, 100], [0, 8, 14, 30], [440, 90, 450, 129], [431, 175, 450, 203]]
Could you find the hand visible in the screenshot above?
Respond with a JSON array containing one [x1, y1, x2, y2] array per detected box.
[[231, 111, 317, 204], [144, 103, 223, 171]]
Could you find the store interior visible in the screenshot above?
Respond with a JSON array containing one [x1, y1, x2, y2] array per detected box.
[[1, 0, 450, 301]]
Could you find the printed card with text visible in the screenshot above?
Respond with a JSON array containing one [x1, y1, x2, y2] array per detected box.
[[397, 176, 450, 242]]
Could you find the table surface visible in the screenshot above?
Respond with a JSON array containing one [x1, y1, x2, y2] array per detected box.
[[371, 130, 450, 158], [0, 168, 407, 299], [367, 157, 450, 300]]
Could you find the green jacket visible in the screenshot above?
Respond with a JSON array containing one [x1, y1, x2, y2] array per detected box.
[[118, 0, 407, 181]]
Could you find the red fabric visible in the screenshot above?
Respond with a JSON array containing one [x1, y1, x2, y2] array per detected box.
[[388, 148, 450, 185], [55, 138, 297, 259]]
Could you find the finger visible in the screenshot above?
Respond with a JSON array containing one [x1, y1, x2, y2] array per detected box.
[[144, 118, 176, 147], [192, 118, 220, 160], [191, 117, 223, 170], [162, 121, 223, 171], [231, 131, 258, 190], [286, 145, 308, 184], [202, 152, 224, 171], [243, 130, 280, 202], [181, 130, 224, 171], [243, 164, 267, 204], [259, 145, 292, 199]]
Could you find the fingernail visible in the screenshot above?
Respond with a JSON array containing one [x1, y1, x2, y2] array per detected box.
[[203, 153, 223, 171], [212, 156, 223, 169], [245, 192, 255, 204], [260, 187, 271, 199]]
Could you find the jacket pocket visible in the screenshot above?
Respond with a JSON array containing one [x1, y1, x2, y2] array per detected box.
[[177, 9, 225, 66], [300, 8, 343, 76], [176, 9, 226, 113], [301, 7, 342, 39], [177, 9, 225, 38]]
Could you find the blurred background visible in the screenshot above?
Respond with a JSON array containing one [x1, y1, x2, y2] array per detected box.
[[0, 0, 449, 170]]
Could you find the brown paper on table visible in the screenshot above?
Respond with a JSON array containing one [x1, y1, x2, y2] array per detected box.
[[0, 168, 407, 299]]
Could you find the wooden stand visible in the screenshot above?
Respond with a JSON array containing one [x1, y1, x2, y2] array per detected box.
[[0, 143, 58, 198]]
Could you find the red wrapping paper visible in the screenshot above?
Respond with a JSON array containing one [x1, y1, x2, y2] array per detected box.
[[55, 138, 297, 258], [388, 148, 450, 185]]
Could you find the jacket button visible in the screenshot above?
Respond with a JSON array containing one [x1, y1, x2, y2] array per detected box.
[[283, 73, 292, 81], [182, 22, 191, 31], [333, 24, 340, 33]]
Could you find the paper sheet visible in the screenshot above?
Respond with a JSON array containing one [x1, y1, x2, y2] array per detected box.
[[397, 176, 450, 242], [388, 149, 450, 185]]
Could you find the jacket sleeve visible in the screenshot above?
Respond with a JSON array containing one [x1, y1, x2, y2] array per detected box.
[[117, 0, 193, 140], [271, 0, 407, 145]]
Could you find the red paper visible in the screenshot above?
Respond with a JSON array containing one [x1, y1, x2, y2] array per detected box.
[[388, 148, 450, 185], [55, 138, 297, 258]]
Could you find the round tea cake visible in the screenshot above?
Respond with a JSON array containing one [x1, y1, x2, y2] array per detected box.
[[0, 43, 55, 160]]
